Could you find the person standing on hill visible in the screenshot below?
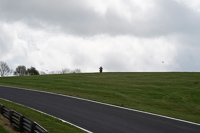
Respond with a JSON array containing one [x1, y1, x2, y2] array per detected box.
[[99, 66, 103, 73]]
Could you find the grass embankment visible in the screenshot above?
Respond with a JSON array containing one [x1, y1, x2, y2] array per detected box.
[[0, 72, 200, 124], [0, 126, 9, 133], [0, 99, 86, 133], [0, 125, 9, 133], [0, 115, 10, 133]]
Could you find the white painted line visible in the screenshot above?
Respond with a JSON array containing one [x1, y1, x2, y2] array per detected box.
[[0, 98, 92, 133], [1, 85, 200, 126]]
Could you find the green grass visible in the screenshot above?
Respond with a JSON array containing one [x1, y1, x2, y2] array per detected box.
[[0, 99, 86, 133], [0, 126, 9, 133], [0, 72, 200, 124], [0, 124, 9, 133], [0, 117, 9, 133]]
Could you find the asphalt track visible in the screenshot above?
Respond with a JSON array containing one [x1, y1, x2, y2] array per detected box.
[[0, 86, 200, 133]]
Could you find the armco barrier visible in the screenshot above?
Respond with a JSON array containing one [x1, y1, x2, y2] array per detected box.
[[0, 103, 49, 133]]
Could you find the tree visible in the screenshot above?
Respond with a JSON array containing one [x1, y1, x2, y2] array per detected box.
[[73, 68, 81, 73], [60, 68, 70, 74], [27, 66, 39, 75], [14, 65, 27, 76], [0, 61, 12, 77], [40, 71, 46, 75]]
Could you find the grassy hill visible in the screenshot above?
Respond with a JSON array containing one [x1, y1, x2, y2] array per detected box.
[[0, 72, 200, 124]]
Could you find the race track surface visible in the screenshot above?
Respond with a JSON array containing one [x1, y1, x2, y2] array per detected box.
[[0, 86, 200, 133]]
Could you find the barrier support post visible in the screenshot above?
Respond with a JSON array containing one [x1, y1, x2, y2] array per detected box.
[[8, 110, 13, 123], [0, 104, 3, 114], [30, 121, 36, 133]]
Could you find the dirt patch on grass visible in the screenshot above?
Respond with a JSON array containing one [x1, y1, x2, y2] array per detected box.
[[0, 115, 20, 133]]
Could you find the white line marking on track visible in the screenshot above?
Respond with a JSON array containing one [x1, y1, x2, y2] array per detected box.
[[1, 85, 200, 127], [0, 98, 93, 133]]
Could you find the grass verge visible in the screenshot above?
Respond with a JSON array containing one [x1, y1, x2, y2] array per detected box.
[[0, 72, 200, 124], [0, 99, 86, 133], [0, 125, 9, 133]]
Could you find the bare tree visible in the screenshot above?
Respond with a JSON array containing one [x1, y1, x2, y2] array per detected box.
[[49, 71, 60, 74], [49, 68, 81, 75], [40, 71, 46, 75], [0, 61, 12, 77], [60, 68, 70, 74], [73, 68, 81, 73]]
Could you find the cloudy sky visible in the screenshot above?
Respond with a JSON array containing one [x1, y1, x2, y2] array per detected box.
[[0, 0, 200, 73]]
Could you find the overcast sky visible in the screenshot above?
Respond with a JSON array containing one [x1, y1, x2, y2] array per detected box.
[[1, 0, 200, 73]]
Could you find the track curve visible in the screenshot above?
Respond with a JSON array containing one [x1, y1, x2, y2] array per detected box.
[[0, 86, 200, 133]]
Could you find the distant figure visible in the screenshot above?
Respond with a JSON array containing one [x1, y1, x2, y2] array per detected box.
[[99, 66, 103, 73]]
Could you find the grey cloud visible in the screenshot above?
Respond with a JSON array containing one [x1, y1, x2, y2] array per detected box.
[[1, 0, 200, 37], [1, 0, 200, 72], [175, 46, 200, 71], [0, 27, 14, 58], [0, 0, 101, 34], [154, 0, 200, 35]]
